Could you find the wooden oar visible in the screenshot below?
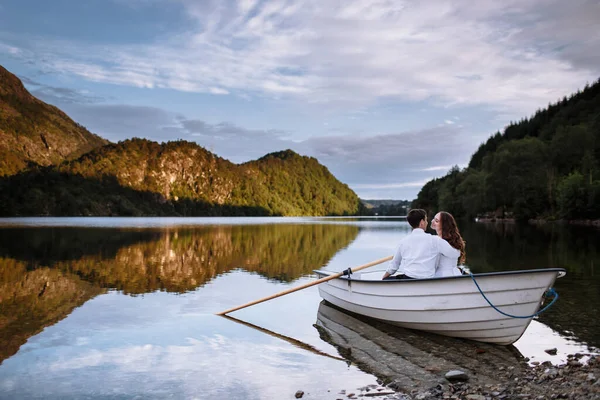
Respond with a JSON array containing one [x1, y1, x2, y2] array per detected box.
[[216, 255, 393, 315]]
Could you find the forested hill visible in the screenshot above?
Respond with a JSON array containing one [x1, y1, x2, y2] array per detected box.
[[0, 139, 362, 216], [0, 65, 108, 176], [412, 78, 600, 221], [0, 65, 362, 217]]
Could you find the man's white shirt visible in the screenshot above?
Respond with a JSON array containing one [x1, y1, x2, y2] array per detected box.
[[386, 228, 460, 279]]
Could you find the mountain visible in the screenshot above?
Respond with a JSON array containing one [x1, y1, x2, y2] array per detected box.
[[412, 78, 600, 221], [361, 199, 409, 207], [0, 65, 108, 176], [360, 199, 411, 216], [0, 139, 362, 216], [0, 65, 362, 217]]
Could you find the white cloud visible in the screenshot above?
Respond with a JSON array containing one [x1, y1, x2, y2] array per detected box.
[[0, 43, 20, 55], [209, 87, 229, 95], [3, 0, 599, 114], [350, 181, 429, 189], [420, 165, 454, 172]]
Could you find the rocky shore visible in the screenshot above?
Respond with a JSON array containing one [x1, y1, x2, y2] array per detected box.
[[401, 353, 600, 400], [304, 354, 599, 400]]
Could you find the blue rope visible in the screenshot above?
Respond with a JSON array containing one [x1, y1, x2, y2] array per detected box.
[[469, 273, 559, 319]]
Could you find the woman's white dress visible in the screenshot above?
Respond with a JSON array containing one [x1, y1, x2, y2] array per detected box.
[[434, 243, 463, 277]]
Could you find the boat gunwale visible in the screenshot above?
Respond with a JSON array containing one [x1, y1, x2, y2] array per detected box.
[[312, 267, 566, 283]]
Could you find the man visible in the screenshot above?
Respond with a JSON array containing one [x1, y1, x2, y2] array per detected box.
[[382, 208, 459, 280]]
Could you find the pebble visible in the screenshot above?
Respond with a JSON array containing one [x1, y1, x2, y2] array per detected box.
[[545, 348, 558, 355], [295, 390, 304, 398], [445, 370, 469, 382], [587, 373, 596, 382], [465, 395, 485, 400]]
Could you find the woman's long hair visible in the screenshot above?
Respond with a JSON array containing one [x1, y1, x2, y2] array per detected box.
[[440, 211, 466, 265]]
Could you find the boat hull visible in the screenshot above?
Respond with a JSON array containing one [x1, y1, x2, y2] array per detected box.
[[315, 268, 565, 345]]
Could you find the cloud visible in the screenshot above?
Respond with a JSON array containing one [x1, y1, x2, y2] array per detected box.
[[51, 103, 293, 161], [350, 180, 429, 189], [420, 165, 453, 172], [0, 42, 20, 55], [64, 104, 179, 142], [298, 125, 472, 198], [179, 118, 293, 161], [181, 119, 286, 141], [19, 76, 105, 105], [2, 0, 599, 114]]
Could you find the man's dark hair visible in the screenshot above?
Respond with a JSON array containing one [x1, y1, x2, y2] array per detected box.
[[406, 209, 427, 228]]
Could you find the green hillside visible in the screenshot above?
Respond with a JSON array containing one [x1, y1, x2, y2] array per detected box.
[[412, 79, 600, 221], [0, 139, 362, 216]]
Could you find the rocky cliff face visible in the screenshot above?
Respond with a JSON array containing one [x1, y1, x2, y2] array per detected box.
[[64, 139, 240, 205], [51, 139, 361, 216], [0, 65, 108, 176]]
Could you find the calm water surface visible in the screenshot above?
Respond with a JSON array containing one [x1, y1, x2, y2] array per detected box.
[[0, 217, 598, 399]]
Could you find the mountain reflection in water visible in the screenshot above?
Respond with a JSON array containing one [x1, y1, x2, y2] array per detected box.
[[0, 223, 359, 364]]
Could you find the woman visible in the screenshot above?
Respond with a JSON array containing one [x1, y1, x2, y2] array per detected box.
[[430, 211, 466, 277]]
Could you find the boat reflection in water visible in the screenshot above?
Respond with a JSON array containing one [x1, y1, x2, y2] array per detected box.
[[314, 301, 530, 393]]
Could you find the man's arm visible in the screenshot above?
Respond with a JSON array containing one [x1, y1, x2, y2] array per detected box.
[[434, 236, 460, 257], [382, 244, 402, 279]]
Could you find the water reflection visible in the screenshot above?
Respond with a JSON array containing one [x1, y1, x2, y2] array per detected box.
[[0, 223, 359, 365], [0, 260, 105, 363], [0, 224, 360, 292], [0, 288, 377, 400], [0, 218, 598, 399]]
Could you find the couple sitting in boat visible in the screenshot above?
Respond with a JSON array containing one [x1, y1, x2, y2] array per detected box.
[[382, 208, 466, 280]]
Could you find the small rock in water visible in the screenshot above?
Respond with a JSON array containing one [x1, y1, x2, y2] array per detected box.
[[364, 391, 395, 397], [295, 390, 304, 398], [545, 348, 558, 355], [445, 370, 469, 381]]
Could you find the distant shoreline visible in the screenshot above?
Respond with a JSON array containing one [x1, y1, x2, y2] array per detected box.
[[476, 217, 600, 227]]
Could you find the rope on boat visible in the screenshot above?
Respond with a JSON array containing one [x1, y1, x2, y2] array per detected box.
[[469, 273, 559, 319]]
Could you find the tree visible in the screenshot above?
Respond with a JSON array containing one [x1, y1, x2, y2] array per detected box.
[[455, 169, 487, 218], [556, 172, 588, 219], [485, 138, 550, 220]]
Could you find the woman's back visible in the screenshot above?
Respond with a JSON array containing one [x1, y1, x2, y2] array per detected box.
[[434, 252, 462, 277]]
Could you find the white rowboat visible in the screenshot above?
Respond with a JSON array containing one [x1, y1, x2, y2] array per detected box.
[[314, 268, 566, 345]]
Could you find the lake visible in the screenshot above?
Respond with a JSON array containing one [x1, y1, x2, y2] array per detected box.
[[0, 217, 598, 399]]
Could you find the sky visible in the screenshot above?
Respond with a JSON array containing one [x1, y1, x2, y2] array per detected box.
[[1, 0, 599, 200]]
